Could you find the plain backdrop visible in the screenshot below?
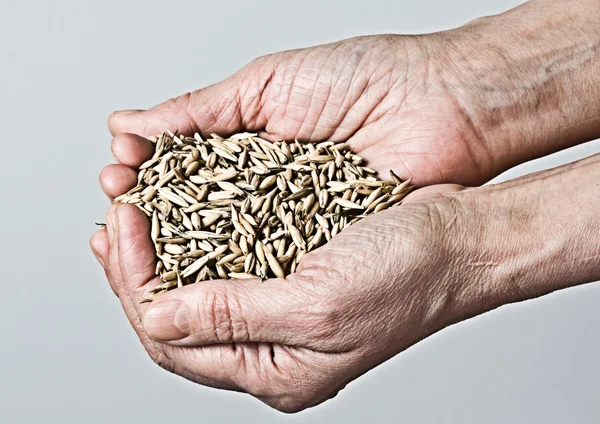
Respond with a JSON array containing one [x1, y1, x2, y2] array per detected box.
[[1, 0, 599, 423]]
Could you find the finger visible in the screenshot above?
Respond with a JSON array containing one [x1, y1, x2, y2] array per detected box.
[[115, 204, 159, 292], [106, 204, 158, 314], [90, 227, 118, 297], [107, 64, 270, 138], [105, 203, 177, 370], [111, 133, 154, 168], [104, 203, 125, 296], [141, 275, 312, 347], [159, 343, 255, 393], [156, 340, 344, 412], [99, 164, 138, 199], [90, 229, 109, 269], [111, 204, 161, 321]]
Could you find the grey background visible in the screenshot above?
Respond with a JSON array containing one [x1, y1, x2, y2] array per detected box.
[[1, 0, 599, 422]]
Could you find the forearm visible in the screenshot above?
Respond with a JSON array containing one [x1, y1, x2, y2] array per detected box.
[[453, 153, 600, 318], [434, 0, 600, 175]]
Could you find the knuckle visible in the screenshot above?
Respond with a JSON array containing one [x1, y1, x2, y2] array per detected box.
[[165, 92, 192, 110], [246, 349, 344, 413], [260, 381, 313, 413], [265, 382, 340, 413], [247, 53, 273, 70], [151, 351, 172, 373], [144, 343, 174, 373], [268, 396, 311, 414], [200, 285, 250, 343]]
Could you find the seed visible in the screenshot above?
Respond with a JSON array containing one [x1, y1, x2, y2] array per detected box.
[[255, 240, 266, 264], [217, 181, 245, 196], [389, 170, 402, 185], [289, 225, 306, 251], [363, 187, 383, 208], [161, 270, 178, 281], [260, 241, 285, 278], [229, 272, 259, 279], [156, 236, 187, 244], [314, 213, 329, 229], [201, 213, 221, 227], [191, 212, 202, 230], [259, 175, 278, 190], [284, 187, 313, 202], [366, 193, 389, 213], [158, 188, 189, 208], [155, 170, 176, 188], [327, 181, 351, 192], [171, 186, 198, 205], [185, 161, 200, 176], [217, 252, 242, 266], [241, 213, 258, 227], [181, 255, 212, 278], [308, 228, 323, 251], [318, 189, 329, 208], [392, 178, 413, 195], [334, 198, 364, 210], [276, 237, 287, 257], [187, 231, 230, 240], [113, 132, 412, 302], [302, 194, 315, 214], [244, 253, 256, 273], [208, 191, 235, 201], [164, 244, 185, 255], [374, 201, 392, 213], [181, 212, 193, 231], [151, 211, 160, 242]]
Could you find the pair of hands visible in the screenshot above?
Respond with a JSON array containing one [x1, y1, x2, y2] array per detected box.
[[90, 0, 600, 412]]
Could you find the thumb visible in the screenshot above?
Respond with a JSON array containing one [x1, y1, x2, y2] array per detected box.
[[108, 59, 273, 138], [142, 276, 313, 347]]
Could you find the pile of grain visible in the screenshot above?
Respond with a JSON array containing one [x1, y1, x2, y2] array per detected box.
[[114, 132, 412, 302]]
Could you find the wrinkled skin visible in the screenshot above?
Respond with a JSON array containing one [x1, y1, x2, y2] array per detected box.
[[91, 34, 499, 412], [104, 35, 496, 189], [101, 188, 472, 412], [90, 0, 600, 411]]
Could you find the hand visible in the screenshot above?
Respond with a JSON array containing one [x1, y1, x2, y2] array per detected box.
[[92, 150, 600, 412], [102, 0, 600, 203], [100, 0, 600, 201], [95, 182, 470, 412], [105, 35, 495, 188], [92, 0, 600, 413]]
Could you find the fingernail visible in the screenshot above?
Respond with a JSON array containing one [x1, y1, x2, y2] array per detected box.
[[92, 249, 105, 268], [144, 300, 190, 341]]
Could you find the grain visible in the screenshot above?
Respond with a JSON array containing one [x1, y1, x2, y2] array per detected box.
[[114, 132, 413, 303]]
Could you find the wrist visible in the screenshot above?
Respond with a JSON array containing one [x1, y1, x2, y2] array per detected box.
[[428, 0, 600, 177], [448, 155, 600, 319]]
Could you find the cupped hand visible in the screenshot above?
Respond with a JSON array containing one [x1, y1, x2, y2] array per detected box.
[[91, 33, 497, 412], [106, 35, 498, 188], [90, 33, 521, 412], [90, 1, 600, 413], [93, 182, 473, 412]]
